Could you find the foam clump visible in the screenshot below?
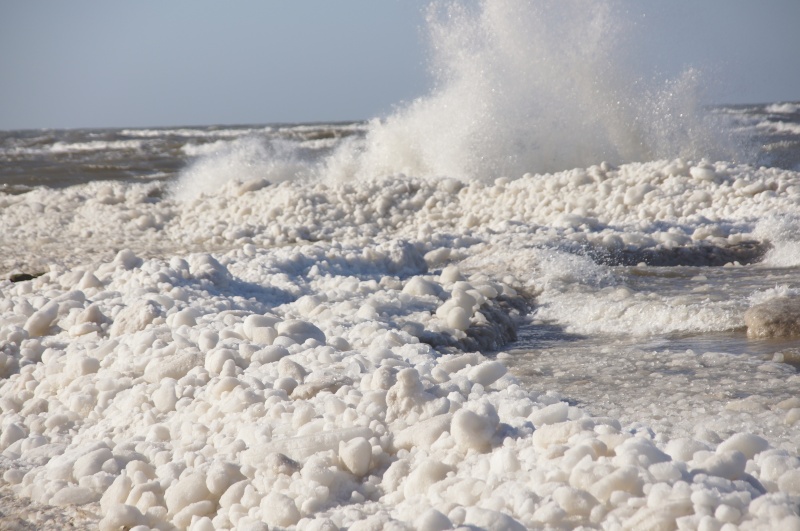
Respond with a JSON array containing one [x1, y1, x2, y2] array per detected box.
[[276, 319, 326, 345], [98, 504, 145, 531], [745, 297, 800, 338], [415, 508, 453, 531], [23, 302, 59, 337]]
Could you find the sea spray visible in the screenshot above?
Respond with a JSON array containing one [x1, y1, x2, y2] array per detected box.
[[171, 136, 317, 201], [173, 0, 749, 199], [339, 0, 745, 182]]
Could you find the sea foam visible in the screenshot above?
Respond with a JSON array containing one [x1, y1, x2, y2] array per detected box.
[[4, 2, 800, 530]]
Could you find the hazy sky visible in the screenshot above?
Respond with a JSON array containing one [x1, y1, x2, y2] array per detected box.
[[1, 0, 799, 130]]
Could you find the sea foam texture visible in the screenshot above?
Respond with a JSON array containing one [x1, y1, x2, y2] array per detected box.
[[3, 1, 800, 530], [3, 159, 800, 530]]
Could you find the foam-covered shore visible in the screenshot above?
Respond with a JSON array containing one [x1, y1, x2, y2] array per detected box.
[[1, 158, 796, 277], [3, 159, 800, 530]]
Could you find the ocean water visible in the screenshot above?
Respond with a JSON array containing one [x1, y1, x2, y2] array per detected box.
[[0, 123, 365, 194], [3, 1, 800, 529]]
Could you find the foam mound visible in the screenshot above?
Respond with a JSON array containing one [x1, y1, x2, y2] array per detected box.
[[745, 297, 800, 338]]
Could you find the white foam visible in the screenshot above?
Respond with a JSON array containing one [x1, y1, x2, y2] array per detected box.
[[3, 2, 800, 529], [171, 137, 315, 200], [120, 127, 269, 138], [6, 139, 144, 156], [766, 102, 800, 115], [2, 156, 800, 528], [180, 139, 237, 157], [756, 119, 800, 136], [755, 215, 800, 267]]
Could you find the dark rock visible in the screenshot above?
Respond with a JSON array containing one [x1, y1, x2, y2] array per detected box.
[[9, 272, 45, 283], [590, 240, 771, 267], [418, 293, 532, 353]]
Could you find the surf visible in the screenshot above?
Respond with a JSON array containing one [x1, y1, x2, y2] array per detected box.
[[173, 0, 751, 198]]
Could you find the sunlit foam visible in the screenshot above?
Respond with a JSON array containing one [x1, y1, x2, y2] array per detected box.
[[756, 214, 800, 267], [171, 137, 315, 201]]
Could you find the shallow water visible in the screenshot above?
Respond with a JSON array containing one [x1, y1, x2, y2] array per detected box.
[[504, 262, 800, 449]]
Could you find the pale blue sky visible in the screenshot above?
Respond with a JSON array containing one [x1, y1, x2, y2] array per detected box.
[[1, 1, 799, 130]]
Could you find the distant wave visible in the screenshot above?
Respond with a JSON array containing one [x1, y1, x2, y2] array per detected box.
[[5, 139, 144, 156], [766, 102, 800, 115]]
